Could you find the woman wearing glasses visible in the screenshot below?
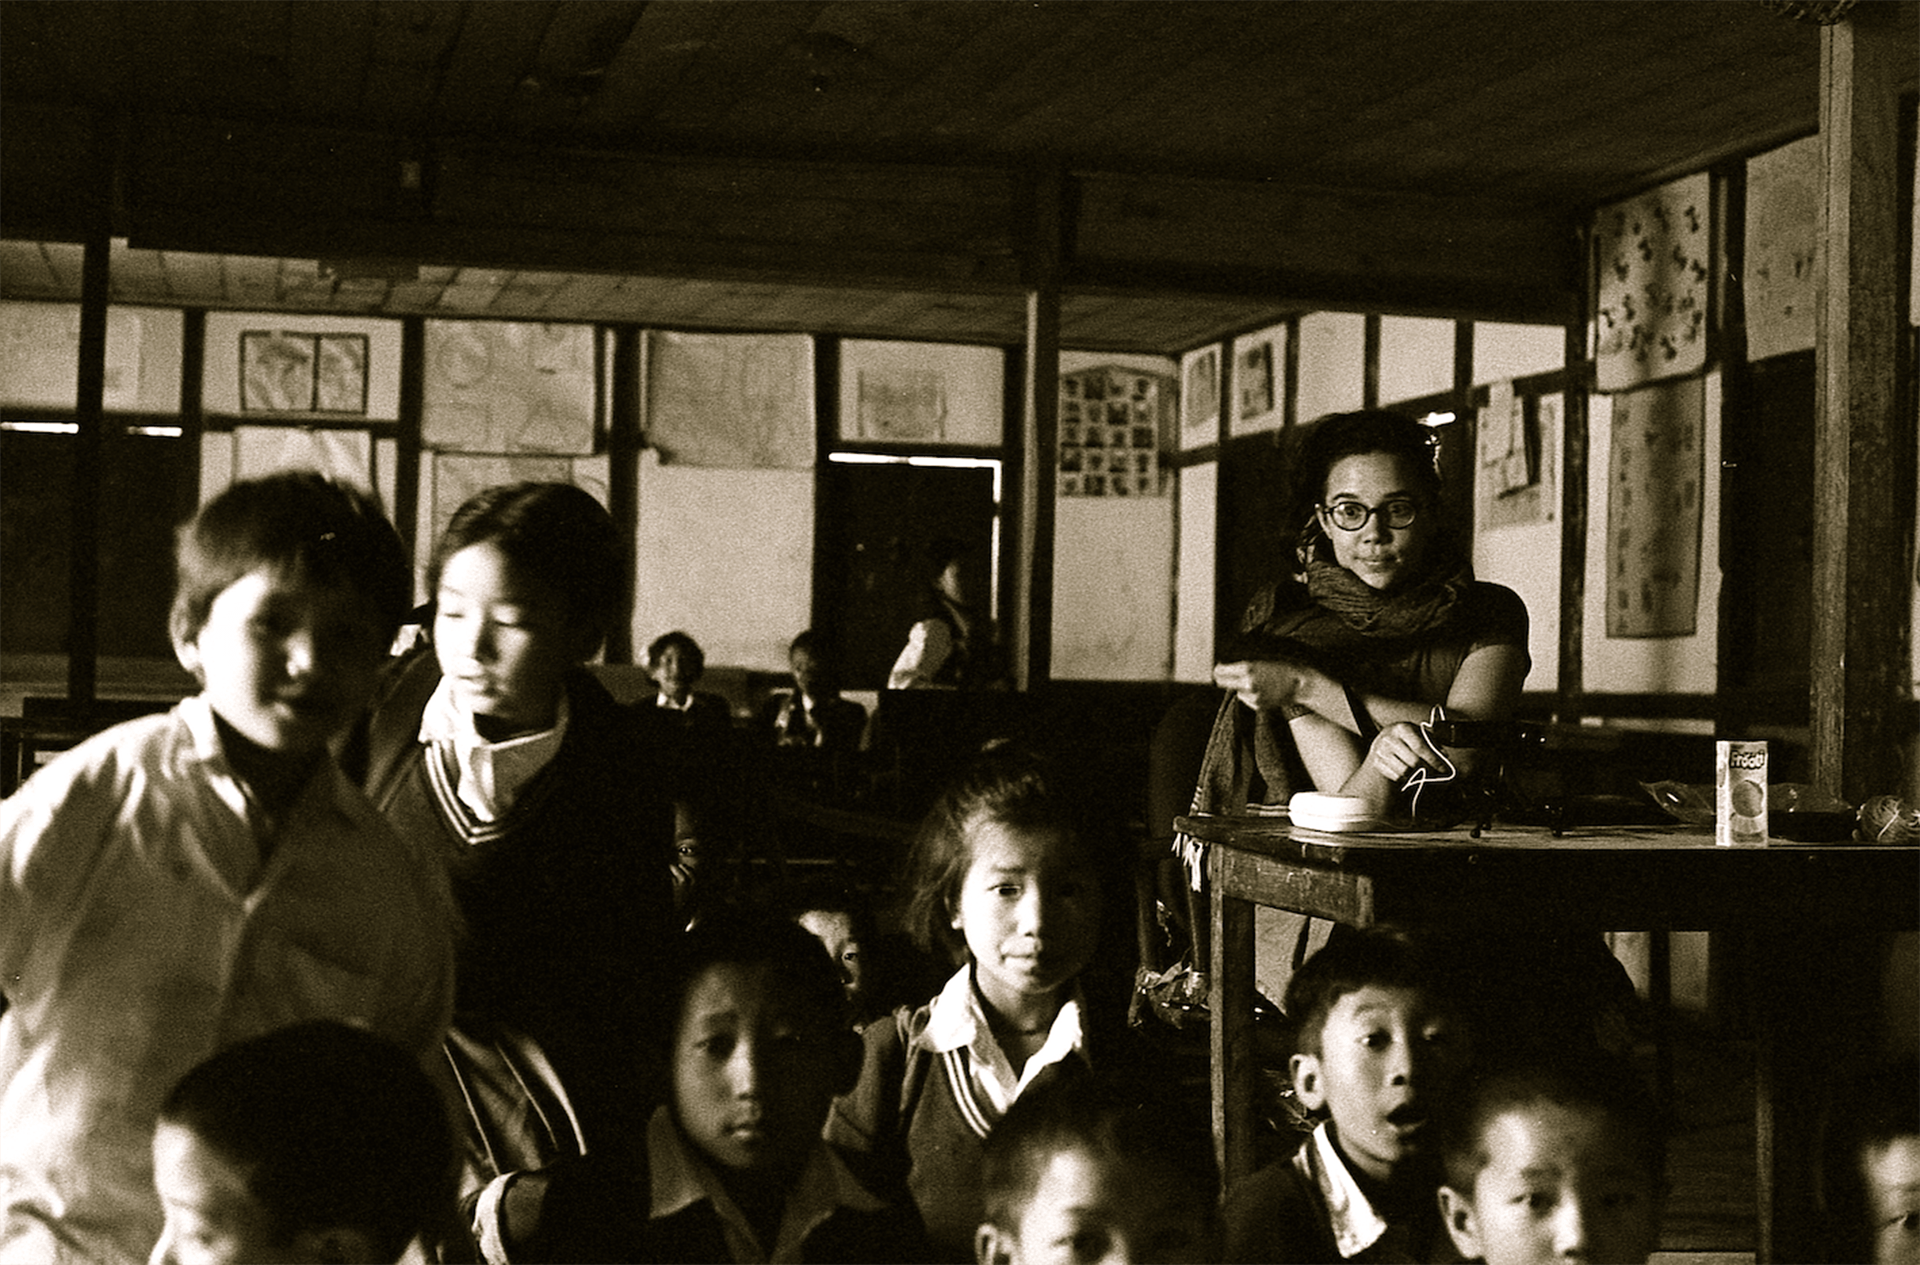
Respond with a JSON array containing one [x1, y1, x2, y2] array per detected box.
[[1187, 407, 1530, 828]]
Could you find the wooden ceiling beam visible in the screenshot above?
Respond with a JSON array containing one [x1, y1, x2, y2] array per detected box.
[[5, 107, 1578, 327]]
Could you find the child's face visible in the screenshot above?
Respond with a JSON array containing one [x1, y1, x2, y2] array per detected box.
[[150, 1122, 302, 1265], [797, 909, 866, 1007], [1438, 1103, 1660, 1265], [1862, 1134, 1920, 1265], [174, 567, 386, 757], [978, 1146, 1216, 1265], [789, 646, 822, 698], [652, 643, 699, 700], [434, 542, 587, 737], [671, 961, 855, 1180], [1290, 985, 1466, 1184], [951, 818, 1102, 1021]]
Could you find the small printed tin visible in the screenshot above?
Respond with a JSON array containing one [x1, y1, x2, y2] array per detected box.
[[1716, 740, 1768, 846]]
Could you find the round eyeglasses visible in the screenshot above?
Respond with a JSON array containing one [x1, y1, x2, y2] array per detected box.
[[1321, 498, 1418, 532]]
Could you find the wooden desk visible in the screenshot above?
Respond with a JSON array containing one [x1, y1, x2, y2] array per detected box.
[[1179, 813, 1920, 1264]]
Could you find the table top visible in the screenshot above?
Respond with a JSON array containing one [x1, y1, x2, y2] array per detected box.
[[1180, 812, 1920, 931]]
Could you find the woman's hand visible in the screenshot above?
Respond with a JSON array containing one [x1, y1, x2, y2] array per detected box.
[[1363, 720, 1447, 786], [1213, 659, 1309, 713]]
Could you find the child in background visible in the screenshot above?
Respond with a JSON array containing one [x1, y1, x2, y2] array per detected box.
[[826, 742, 1136, 1262], [0, 471, 457, 1265], [645, 629, 736, 732], [786, 875, 895, 1028], [975, 1075, 1220, 1265], [471, 911, 924, 1263], [150, 1020, 455, 1265], [1822, 1056, 1920, 1265], [1221, 926, 1472, 1263], [1436, 1054, 1665, 1265]]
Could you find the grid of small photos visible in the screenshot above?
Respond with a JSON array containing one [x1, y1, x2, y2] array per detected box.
[[1058, 366, 1172, 498]]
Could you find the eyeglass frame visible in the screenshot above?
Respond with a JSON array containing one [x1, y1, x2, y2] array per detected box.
[[1318, 497, 1420, 532]]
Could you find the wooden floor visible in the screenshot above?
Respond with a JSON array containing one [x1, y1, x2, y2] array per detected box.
[[1654, 1019, 1757, 1256]]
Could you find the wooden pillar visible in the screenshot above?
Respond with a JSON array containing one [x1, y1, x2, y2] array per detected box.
[[67, 113, 116, 710], [1018, 165, 1065, 690], [1558, 307, 1590, 723], [1810, 9, 1906, 805], [1757, 17, 1911, 1264], [606, 325, 644, 664]]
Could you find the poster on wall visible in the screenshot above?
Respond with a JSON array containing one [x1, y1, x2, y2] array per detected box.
[[856, 366, 945, 441], [1606, 378, 1702, 638], [1592, 172, 1710, 391], [1230, 324, 1286, 437], [1057, 366, 1168, 498], [422, 321, 595, 453], [1477, 383, 1558, 531], [241, 332, 369, 415], [1178, 346, 1220, 450], [1745, 135, 1818, 362], [648, 332, 814, 468], [836, 340, 1003, 448]]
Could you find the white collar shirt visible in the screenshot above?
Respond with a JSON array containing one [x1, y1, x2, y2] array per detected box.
[[418, 675, 569, 822], [646, 1106, 887, 1264], [919, 964, 1086, 1117], [0, 695, 456, 1265]]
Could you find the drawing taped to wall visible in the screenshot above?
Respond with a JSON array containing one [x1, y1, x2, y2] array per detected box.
[[1592, 172, 1710, 391], [856, 366, 946, 441], [1606, 378, 1703, 638], [241, 331, 369, 415], [422, 321, 593, 454], [1179, 346, 1220, 448]]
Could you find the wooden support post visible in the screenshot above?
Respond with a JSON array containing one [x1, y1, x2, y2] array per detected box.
[[1018, 165, 1065, 690], [67, 113, 115, 711], [1558, 313, 1590, 724], [1810, 10, 1907, 804]]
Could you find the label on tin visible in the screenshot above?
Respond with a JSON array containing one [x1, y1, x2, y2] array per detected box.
[[1716, 740, 1768, 846]]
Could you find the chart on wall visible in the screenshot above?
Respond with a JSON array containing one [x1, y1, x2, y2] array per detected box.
[[1058, 366, 1170, 497], [1606, 378, 1702, 638], [1592, 172, 1710, 391]]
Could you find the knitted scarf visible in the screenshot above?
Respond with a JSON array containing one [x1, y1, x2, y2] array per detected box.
[[1181, 532, 1475, 865]]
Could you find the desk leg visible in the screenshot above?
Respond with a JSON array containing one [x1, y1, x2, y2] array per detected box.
[[1210, 845, 1259, 1195], [1747, 924, 1880, 1264]]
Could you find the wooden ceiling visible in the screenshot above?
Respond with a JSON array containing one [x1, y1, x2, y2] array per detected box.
[[3, 1, 1914, 354]]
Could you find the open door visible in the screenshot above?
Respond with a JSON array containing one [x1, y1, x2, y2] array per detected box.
[[817, 460, 999, 692]]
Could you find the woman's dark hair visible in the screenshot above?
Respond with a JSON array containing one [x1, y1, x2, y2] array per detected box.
[[647, 629, 706, 678], [427, 482, 622, 652], [159, 1020, 454, 1261], [899, 741, 1123, 965], [1290, 409, 1444, 517], [171, 471, 410, 651]]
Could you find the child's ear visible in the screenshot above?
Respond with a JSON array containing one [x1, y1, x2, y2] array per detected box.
[[171, 625, 202, 681], [1290, 1052, 1326, 1112], [1436, 1185, 1483, 1261], [975, 1222, 1016, 1265]]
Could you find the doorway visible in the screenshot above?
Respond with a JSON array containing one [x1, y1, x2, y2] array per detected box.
[[817, 456, 1001, 691]]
